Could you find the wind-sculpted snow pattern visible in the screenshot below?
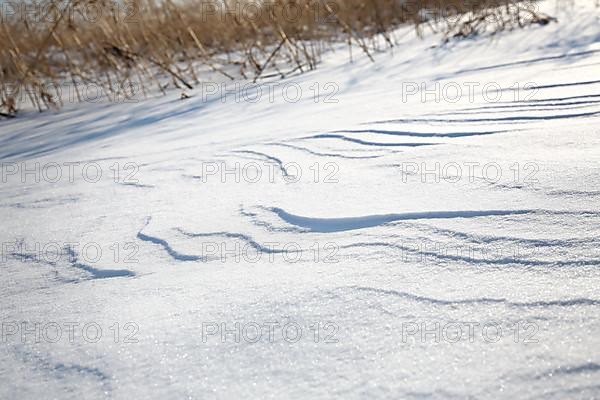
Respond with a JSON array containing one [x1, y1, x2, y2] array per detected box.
[[1, 1, 600, 399]]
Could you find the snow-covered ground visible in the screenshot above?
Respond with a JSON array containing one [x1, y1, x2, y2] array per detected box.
[[1, 1, 600, 398]]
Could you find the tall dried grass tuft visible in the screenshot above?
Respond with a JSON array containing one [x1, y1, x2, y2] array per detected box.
[[0, 0, 553, 117]]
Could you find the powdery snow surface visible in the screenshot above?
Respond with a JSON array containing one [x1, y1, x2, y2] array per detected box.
[[1, 1, 600, 399]]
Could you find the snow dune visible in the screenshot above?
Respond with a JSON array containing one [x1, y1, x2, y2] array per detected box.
[[1, 1, 600, 399], [269, 207, 536, 232]]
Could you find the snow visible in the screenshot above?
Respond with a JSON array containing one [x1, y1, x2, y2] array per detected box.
[[1, 1, 600, 398]]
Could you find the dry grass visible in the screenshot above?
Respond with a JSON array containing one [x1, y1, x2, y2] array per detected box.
[[0, 0, 553, 117]]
